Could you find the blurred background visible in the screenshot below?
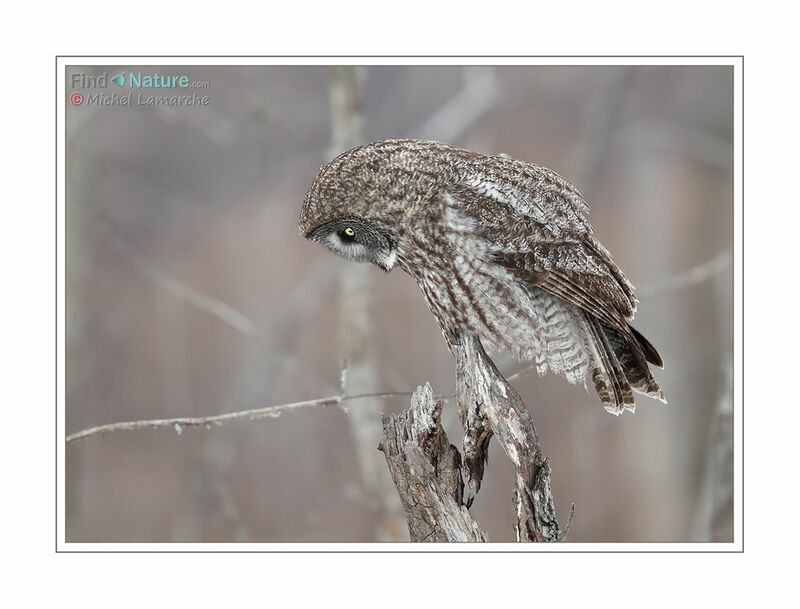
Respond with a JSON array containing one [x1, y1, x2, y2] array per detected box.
[[65, 64, 734, 543]]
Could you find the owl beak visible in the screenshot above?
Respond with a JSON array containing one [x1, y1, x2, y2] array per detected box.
[[374, 249, 397, 273]]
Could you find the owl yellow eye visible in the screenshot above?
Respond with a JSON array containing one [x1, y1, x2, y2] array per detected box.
[[339, 227, 356, 242]]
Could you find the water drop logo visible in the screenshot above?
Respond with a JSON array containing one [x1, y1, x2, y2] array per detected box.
[[111, 73, 126, 87]]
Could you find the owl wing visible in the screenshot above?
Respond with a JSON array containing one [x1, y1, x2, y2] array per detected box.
[[451, 164, 662, 367], [493, 250, 633, 328]]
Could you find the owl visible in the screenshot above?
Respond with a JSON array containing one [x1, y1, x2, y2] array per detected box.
[[299, 139, 665, 414]]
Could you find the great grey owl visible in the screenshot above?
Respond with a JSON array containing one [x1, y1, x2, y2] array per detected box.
[[299, 139, 665, 414]]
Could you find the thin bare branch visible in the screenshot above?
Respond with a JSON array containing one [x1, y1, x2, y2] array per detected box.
[[66, 391, 414, 445], [620, 120, 733, 173], [506, 362, 539, 382], [636, 250, 731, 297], [94, 219, 260, 338]]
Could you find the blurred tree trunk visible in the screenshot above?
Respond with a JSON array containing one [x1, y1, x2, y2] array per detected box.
[[328, 66, 407, 541], [691, 264, 734, 541]]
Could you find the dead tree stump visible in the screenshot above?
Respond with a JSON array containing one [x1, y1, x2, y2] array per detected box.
[[380, 333, 570, 542], [379, 384, 486, 542]]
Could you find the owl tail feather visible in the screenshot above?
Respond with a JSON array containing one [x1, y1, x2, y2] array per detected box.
[[584, 314, 666, 415]]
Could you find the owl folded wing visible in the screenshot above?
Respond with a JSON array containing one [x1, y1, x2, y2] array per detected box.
[[451, 172, 662, 368]]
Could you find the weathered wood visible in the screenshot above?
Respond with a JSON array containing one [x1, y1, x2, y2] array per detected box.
[[379, 384, 487, 542], [454, 333, 569, 542]]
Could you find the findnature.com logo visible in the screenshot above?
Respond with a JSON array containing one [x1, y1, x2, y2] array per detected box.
[[69, 71, 211, 107]]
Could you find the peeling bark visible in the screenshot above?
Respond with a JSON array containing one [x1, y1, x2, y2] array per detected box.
[[454, 333, 568, 542], [380, 384, 487, 542], [382, 334, 570, 542]]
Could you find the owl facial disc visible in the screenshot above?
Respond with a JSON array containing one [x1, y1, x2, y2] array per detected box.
[[305, 216, 397, 272]]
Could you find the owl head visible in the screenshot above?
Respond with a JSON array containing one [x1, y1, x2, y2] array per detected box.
[[299, 139, 463, 272], [302, 213, 399, 272]]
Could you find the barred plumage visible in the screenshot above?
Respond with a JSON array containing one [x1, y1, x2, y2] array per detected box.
[[299, 139, 665, 414]]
